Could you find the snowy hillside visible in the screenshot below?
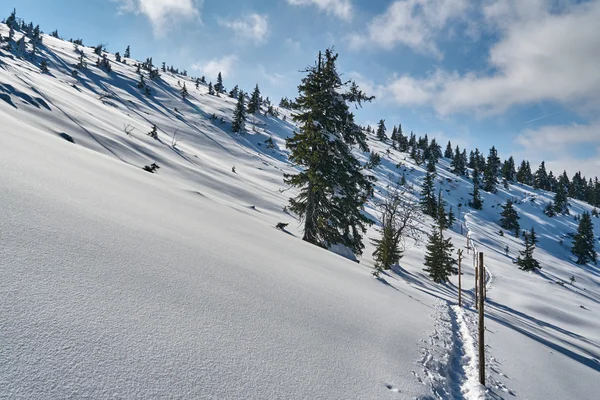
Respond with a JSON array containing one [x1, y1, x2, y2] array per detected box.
[[1, 23, 599, 399]]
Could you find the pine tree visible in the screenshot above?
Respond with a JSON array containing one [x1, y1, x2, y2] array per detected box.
[[429, 139, 442, 162], [40, 59, 49, 73], [229, 85, 239, 98], [420, 166, 437, 217], [451, 146, 466, 175], [502, 156, 516, 182], [284, 49, 375, 255], [483, 146, 500, 192], [6, 9, 17, 30], [572, 212, 597, 265], [530, 226, 539, 246], [500, 199, 520, 237], [436, 190, 448, 230], [231, 91, 246, 133], [471, 165, 483, 209], [444, 141, 453, 158], [124, 45, 130, 58], [247, 84, 261, 114], [423, 192, 457, 283], [148, 124, 158, 139], [137, 74, 145, 89], [554, 183, 570, 214], [390, 126, 399, 149], [516, 231, 541, 271], [534, 161, 550, 190], [376, 119, 387, 142], [215, 72, 224, 93], [181, 83, 189, 99], [208, 82, 215, 95]]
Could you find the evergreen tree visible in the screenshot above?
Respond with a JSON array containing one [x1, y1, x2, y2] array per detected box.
[[572, 212, 597, 265], [376, 119, 387, 142], [516, 231, 541, 271], [115, 52, 121, 63], [231, 91, 246, 133], [429, 139, 442, 162], [180, 83, 188, 99], [451, 145, 466, 175], [229, 85, 239, 98], [502, 156, 516, 182], [554, 183, 570, 215], [137, 74, 146, 89], [148, 124, 158, 139], [208, 82, 215, 95], [534, 161, 550, 190], [483, 146, 500, 192], [6, 9, 18, 30], [124, 45, 130, 58], [500, 199, 520, 237], [470, 165, 483, 209], [397, 125, 408, 151], [40, 59, 49, 73], [444, 141, 453, 158], [423, 192, 457, 283], [390, 126, 399, 149], [420, 166, 437, 217], [247, 84, 261, 114], [284, 49, 375, 255], [436, 190, 448, 230], [530, 226, 539, 246], [215, 72, 224, 93]]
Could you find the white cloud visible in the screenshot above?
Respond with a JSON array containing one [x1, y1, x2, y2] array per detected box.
[[368, 0, 600, 116], [217, 13, 269, 44], [514, 121, 600, 177], [347, 0, 469, 57], [112, 0, 200, 36], [191, 54, 238, 80], [287, 0, 353, 21]]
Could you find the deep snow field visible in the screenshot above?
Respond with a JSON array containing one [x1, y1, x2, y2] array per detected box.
[[1, 25, 599, 399]]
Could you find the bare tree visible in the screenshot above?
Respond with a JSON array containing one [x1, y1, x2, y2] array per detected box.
[[371, 181, 423, 275]]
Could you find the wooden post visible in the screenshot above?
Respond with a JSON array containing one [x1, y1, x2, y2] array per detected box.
[[478, 252, 485, 386], [457, 249, 463, 307], [475, 262, 478, 310]]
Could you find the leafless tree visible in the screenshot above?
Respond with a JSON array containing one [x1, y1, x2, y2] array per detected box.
[[371, 181, 423, 274]]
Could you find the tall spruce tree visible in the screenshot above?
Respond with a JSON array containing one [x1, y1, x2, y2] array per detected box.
[[376, 119, 387, 142], [423, 192, 456, 283], [483, 146, 500, 192], [554, 183, 570, 214], [444, 141, 453, 158], [247, 84, 261, 114], [284, 49, 375, 255], [420, 162, 437, 217], [534, 161, 550, 190], [502, 156, 516, 182], [500, 199, 520, 237], [516, 231, 541, 271], [215, 72, 224, 93], [572, 212, 597, 265], [471, 165, 483, 209], [231, 91, 246, 133]]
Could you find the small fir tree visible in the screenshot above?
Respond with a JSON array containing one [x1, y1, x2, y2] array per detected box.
[[423, 196, 457, 283], [500, 199, 520, 237], [231, 91, 246, 133], [376, 119, 386, 141], [215, 72, 224, 93], [420, 166, 437, 217], [470, 165, 483, 209], [247, 84, 261, 114], [180, 82, 189, 99], [516, 231, 541, 271], [444, 141, 453, 158], [124, 45, 130, 58], [572, 212, 597, 265]]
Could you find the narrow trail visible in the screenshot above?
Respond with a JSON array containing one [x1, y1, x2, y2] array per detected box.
[[417, 212, 505, 399]]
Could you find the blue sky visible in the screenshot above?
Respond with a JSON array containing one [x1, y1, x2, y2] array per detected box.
[[3, 0, 599, 177]]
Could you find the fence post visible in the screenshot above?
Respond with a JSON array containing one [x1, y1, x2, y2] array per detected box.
[[457, 249, 463, 307], [478, 252, 485, 386]]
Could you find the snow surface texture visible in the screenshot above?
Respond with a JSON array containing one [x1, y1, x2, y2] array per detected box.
[[1, 25, 599, 399]]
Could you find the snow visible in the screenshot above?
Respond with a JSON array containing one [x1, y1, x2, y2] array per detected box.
[[1, 25, 600, 399]]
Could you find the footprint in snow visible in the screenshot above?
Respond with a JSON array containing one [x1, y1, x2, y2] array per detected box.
[[385, 383, 400, 393]]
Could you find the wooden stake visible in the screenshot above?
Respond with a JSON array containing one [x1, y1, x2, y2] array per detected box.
[[459, 254, 463, 305], [475, 264, 478, 310], [478, 252, 485, 386]]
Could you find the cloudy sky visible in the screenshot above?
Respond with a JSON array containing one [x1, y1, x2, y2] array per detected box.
[[3, 0, 600, 177]]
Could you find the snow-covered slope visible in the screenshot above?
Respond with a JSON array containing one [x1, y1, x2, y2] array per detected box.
[[1, 25, 599, 399]]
